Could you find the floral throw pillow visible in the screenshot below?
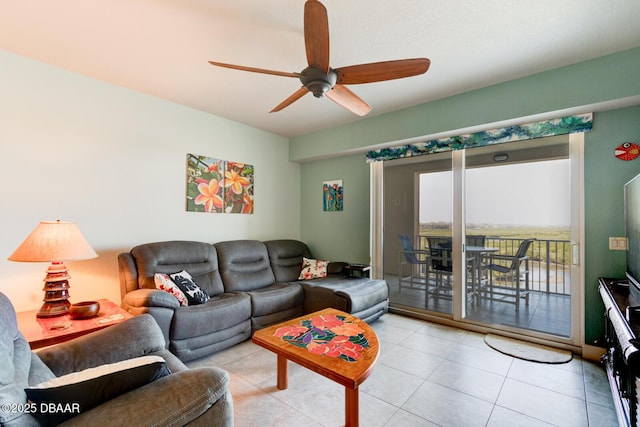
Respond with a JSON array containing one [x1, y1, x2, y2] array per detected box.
[[170, 270, 210, 305], [154, 273, 188, 306], [298, 257, 329, 280]]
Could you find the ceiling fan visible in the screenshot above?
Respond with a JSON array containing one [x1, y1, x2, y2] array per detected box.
[[208, 0, 430, 116]]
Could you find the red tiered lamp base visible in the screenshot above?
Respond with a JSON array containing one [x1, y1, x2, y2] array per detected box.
[[37, 261, 72, 318]]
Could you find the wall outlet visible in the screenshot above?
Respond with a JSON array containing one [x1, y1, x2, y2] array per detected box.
[[609, 237, 628, 250]]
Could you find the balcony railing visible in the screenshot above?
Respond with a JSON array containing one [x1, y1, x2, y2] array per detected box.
[[417, 236, 571, 295]]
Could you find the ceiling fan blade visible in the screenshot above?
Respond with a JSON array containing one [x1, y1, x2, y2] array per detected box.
[[325, 84, 371, 116], [208, 61, 299, 78], [270, 86, 309, 113], [336, 58, 431, 84], [304, 0, 330, 73]]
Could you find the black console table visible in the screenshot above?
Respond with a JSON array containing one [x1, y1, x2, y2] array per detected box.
[[599, 277, 640, 427], [344, 264, 371, 278]]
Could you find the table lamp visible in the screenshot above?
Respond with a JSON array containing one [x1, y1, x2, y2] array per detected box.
[[8, 220, 98, 317]]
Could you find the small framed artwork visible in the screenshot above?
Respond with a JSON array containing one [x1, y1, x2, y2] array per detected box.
[[323, 179, 343, 212]]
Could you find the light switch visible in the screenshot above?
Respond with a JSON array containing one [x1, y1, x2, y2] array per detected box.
[[619, 237, 628, 250], [609, 237, 628, 250]]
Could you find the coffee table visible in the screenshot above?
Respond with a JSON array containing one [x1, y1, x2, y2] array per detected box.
[[252, 308, 379, 427]]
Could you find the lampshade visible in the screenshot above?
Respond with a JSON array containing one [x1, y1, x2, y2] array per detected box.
[[8, 220, 97, 317], [9, 220, 98, 262]]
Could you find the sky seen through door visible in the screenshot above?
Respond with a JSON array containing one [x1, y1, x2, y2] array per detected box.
[[419, 159, 570, 227]]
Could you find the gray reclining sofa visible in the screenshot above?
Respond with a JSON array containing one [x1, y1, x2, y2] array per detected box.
[[119, 239, 388, 362]]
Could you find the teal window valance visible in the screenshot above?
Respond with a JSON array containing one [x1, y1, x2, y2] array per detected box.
[[365, 113, 592, 162]]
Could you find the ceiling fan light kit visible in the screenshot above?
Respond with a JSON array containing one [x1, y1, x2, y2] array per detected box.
[[208, 0, 430, 116], [300, 67, 337, 98]]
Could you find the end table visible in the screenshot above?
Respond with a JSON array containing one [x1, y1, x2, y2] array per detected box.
[[16, 299, 133, 349], [344, 264, 371, 278]]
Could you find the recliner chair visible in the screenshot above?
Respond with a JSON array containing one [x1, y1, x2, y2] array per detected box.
[[0, 292, 233, 426], [119, 240, 252, 361]]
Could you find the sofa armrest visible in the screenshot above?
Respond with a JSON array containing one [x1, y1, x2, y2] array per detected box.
[[36, 314, 167, 376], [123, 288, 180, 310], [60, 368, 233, 427], [328, 261, 348, 275], [118, 252, 139, 299]]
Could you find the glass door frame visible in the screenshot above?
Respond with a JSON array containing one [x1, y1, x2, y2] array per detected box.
[[374, 134, 584, 348], [451, 150, 465, 320]]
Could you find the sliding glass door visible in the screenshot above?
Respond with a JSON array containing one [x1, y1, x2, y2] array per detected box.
[[462, 141, 572, 337], [384, 134, 582, 344], [418, 169, 452, 315]]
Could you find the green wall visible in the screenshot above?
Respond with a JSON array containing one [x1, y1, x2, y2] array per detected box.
[[294, 46, 640, 346], [291, 47, 640, 162], [300, 154, 371, 264], [584, 106, 640, 344]]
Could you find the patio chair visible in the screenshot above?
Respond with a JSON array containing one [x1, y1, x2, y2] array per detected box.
[[482, 239, 533, 311], [465, 235, 486, 247], [426, 236, 453, 298], [398, 234, 430, 293]]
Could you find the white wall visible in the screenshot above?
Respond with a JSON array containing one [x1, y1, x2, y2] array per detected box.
[[0, 51, 300, 311]]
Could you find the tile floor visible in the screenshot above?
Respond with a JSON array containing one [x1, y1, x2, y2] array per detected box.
[[186, 313, 617, 427]]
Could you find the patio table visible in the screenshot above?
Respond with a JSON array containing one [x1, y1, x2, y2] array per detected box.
[[466, 246, 499, 302]]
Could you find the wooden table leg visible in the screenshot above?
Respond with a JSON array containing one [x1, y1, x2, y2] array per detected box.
[[345, 386, 359, 427], [276, 355, 288, 390]]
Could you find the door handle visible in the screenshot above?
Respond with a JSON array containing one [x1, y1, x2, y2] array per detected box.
[[572, 244, 579, 265]]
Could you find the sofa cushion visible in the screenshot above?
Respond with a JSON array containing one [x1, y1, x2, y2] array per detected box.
[[334, 279, 390, 313], [171, 293, 252, 340], [299, 276, 389, 314], [264, 239, 312, 282], [327, 261, 348, 275], [247, 283, 304, 317], [59, 367, 233, 427], [130, 241, 225, 296], [215, 240, 275, 292], [26, 356, 169, 425]]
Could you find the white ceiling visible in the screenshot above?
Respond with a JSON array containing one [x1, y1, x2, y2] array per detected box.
[[1, 0, 639, 138]]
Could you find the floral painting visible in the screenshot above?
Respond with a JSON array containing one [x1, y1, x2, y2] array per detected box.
[[186, 154, 225, 213], [224, 161, 254, 213], [274, 313, 369, 362], [323, 179, 343, 212], [186, 153, 254, 214]]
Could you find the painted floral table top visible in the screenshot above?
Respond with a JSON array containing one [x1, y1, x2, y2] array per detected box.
[[274, 312, 370, 362], [252, 308, 379, 389]]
